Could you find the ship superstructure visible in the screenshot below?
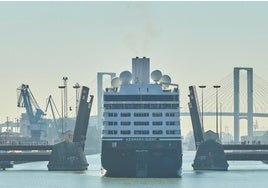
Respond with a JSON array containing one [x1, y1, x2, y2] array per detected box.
[[101, 57, 182, 177]]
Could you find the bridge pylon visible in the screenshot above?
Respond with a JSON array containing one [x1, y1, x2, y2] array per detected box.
[[97, 72, 116, 127], [234, 67, 253, 143]]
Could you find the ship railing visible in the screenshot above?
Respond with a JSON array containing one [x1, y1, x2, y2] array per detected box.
[[105, 87, 118, 93], [161, 82, 179, 93]]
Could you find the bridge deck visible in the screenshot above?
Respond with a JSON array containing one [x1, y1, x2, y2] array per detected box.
[[223, 144, 268, 150], [0, 145, 53, 151], [225, 151, 268, 161], [0, 145, 52, 162], [222, 144, 268, 161], [0, 151, 51, 161]]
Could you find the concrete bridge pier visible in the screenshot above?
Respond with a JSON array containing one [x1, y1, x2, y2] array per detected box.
[[48, 86, 93, 171]]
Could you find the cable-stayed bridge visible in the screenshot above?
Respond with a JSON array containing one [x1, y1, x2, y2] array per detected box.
[[182, 67, 268, 143], [181, 112, 268, 118]]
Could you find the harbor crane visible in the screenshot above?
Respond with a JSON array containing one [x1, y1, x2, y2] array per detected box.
[[17, 84, 46, 140], [45, 95, 60, 130]]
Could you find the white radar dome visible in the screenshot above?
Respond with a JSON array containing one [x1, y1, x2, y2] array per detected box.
[[151, 70, 162, 82], [111, 77, 121, 88], [160, 75, 171, 89], [160, 75, 171, 84], [119, 71, 132, 84]]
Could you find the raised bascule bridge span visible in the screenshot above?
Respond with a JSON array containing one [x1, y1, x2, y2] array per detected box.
[[0, 86, 94, 170], [188, 80, 268, 171]]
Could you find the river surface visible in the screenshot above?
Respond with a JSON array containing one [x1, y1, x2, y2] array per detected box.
[[1, 151, 268, 188]]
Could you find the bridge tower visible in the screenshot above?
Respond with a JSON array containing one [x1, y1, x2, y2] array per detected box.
[[97, 72, 116, 127], [234, 67, 253, 143]]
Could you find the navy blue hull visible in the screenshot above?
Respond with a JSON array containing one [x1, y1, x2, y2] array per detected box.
[[101, 140, 182, 177]]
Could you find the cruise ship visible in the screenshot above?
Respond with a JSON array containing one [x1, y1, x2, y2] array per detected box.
[[101, 57, 182, 177]]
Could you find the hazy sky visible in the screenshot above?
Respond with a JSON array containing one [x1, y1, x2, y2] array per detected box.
[[1, 2, 268, 134]]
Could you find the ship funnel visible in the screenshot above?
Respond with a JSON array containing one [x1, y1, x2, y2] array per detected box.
[[132, 57, 150, 84]]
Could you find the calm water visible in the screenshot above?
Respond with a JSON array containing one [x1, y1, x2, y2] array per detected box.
[[1, 151, 268, 188]]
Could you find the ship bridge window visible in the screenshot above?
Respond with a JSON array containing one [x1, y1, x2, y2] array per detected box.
[[102, 130, 118, 135], [166, 130, 180, 135], [104, 95, 179, 101], [104, 104, 179, 109], [108, 121, 118, 126], [166, 112, 179, 117], [108, 130, 118, 135], [121, 121, 131, 126], [153, 130, 163, 134], [120, 113, 131, 117], [166, 121, 179, 126], [166, 113, 175, 117], [108, 113, 118, 117], [103, 121, 118, 126], [134, 130, 149, 135], [134, 113, 149, 117], [152, 121, 163, 126], [152, 112, 162, 117], [134, 121, 149, 126], [121, 130, 131, 134]]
